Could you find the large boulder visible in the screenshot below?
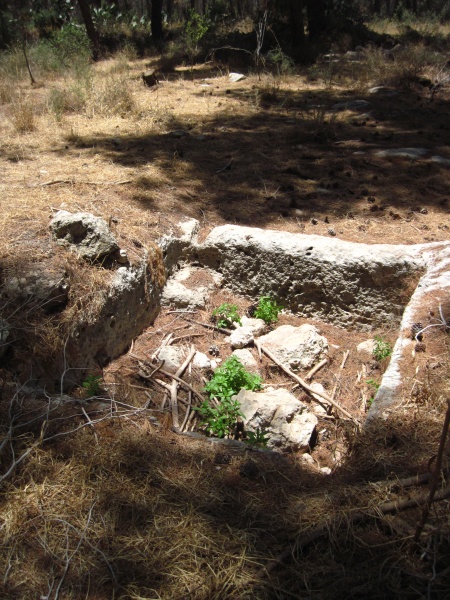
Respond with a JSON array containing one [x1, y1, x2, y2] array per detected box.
[[258, 324, 328, 371], [50, 210, 119, 262], [237, 388, 318, 451]]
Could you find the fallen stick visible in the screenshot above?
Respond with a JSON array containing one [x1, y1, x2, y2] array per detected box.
[[172, 332, 205, 344], [170, 346, 197, 430], [256, 342, 358, 425], [413, 398, 450, 545], [256, 483, 450, 579], [139, 367, 206, 404], [331, 350, 349, 402], [215, 158, 233, 174], [305, 358, 328, 382], [181, 317, 233, 335], [180, 363, 193, 432]]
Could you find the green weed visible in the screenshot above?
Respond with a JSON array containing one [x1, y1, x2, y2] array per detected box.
[[366, 378, 380, 407], [254, 296, 282, 325], [212, 303, 241, 329], [245, 426, 270, 447], [196, 356, 262, 438], [372, 335, 392, 362], [82, 374, 102, 397]]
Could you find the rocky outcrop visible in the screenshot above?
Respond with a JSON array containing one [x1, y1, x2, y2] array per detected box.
[[194, 224, 425, 329], [50, 210, 120, 262]]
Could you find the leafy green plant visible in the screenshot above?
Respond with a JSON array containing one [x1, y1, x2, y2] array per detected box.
[[212, 303, 241, 329], [366, 378, 380, 407], [204, 355, 262, 401], [82, 374, 102, 397], [186, 9, 210, 47], [195, 396, 243, 438], [254, 296, 282, 324], [196, 356, 262, 438], [372, 335, 392, 362], [245, 426, 270, 447]]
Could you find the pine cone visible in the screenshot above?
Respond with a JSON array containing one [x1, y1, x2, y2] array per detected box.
[[208, 344, 220, 356], [411, 322, 423, 341], [214, 452, 233, 465], [246, 304, 257, 317], [415, 342, 426, 353]]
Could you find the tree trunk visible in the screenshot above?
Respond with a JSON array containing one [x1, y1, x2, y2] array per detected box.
[[306, 0, 326, 40], [288, 0, 305, 52], [77, 0, 100, 61], [151, 0, 164, 45]]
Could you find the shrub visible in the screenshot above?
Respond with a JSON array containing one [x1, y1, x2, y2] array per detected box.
[[10, 97, 36, 133], [196, 356, 262, 438], [82, 374, 102, 397], [204, 355, 262, 401]]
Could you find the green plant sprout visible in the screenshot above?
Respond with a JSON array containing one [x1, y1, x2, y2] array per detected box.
[[254, 296, 282, 324], [212, 303, 241, 329], [82, 374, 102, 397], [245, 426, 270, 447], [366, 378, 380, 407], [196, 356, 262, 438], [372, 335, 392, 362]]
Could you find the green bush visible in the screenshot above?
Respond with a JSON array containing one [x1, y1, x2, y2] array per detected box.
[[204, 355, 262, 401], [196, 356, 262, 438]]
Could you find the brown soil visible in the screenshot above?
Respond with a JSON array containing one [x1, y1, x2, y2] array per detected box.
[[1, 52, 450, 600]]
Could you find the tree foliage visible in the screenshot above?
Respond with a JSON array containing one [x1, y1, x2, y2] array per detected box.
[[0, 0, 448, 58]]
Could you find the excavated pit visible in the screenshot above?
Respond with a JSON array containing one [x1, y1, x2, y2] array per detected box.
[[160, 221, 450, 418]]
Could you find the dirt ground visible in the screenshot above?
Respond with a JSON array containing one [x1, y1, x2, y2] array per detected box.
[[1, 51, 450, 599]]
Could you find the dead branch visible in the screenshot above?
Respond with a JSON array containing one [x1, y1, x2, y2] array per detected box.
[[305, 358, 328, 382], [256, 342, 359, 425], [80, 405, 99, 445], [256, 483, 450, 579], [172, 332, 205, 344], [413, 398, 450, 545], [40, 179, 132, 187], [170, 346, 197, 431], [331, 349, 349, 402], [181, 317, 233, 335]]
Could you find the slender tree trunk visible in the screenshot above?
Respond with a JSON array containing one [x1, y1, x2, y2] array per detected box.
[[77, 0, 100, 61], [306, 0, 327, 40], [151, 0, 164, 45], [289, 0, 305, 52]]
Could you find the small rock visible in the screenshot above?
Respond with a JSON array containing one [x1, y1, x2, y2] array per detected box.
[[240, 316, 267, 337], [232, 349, 260, 373], [357, 339, 375, 357], [229, 72, 245, 82], [320, 467, 332, 475], [300, 453, 315, 464], [258, 324, 328, 371], [193, 351, 211, 370], [157, 346, 187, 373], [229, 326, 254, 349]]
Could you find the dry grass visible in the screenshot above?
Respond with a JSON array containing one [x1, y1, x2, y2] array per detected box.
[[1, 33, 450, 599]]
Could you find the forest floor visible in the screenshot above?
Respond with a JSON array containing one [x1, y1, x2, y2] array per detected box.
[[1, 43, 450, 599]]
